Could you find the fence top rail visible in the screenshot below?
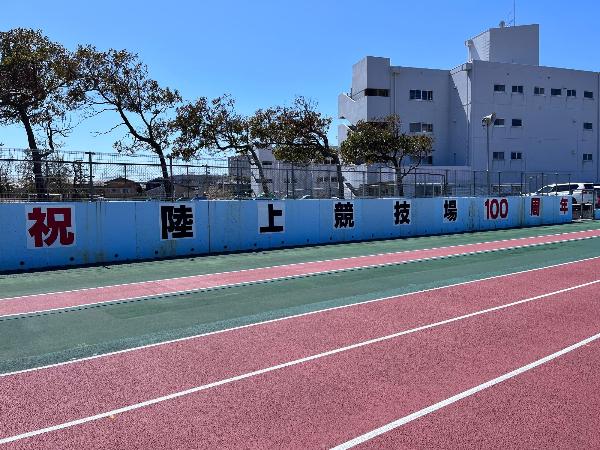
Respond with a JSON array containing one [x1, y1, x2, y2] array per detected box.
[[0, 147, 228, 165]]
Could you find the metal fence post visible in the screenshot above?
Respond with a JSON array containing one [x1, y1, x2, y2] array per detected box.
[[185, 164, 190, 199], [291, 163, 296, 199], [520, 172, 524, 195], [44, 160, 50, 200], [236, 160, 241, 198], [498, 171, 501, 196], [85, 151, 95, 200], [444, 169, 449, 196], [285, 169, 289, 198], [168, 155, 174, 201]]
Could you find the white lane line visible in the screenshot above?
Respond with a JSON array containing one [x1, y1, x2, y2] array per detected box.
[[2, 227, 596, 302], [1, 233, 598, 320], [331, 331, 600, 449], [1, 278, 598, 445], [2, 255, 599, 379]]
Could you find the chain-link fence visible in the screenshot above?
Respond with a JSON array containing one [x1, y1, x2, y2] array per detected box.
[[0, 147, 594, 203]]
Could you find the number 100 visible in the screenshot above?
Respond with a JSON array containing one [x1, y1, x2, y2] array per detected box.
[[485, 198, 508, 219]]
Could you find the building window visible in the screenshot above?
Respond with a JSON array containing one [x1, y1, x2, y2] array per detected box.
[[512, 118, 523, 127], [494, 84, 506, 92], [409, 90, 433, 101], [512, 85, 524, 94], [493, 118, 505, 127], [584, 91, 594, 99], [262, 161, 273, 166], [511, 152, 522, 160], [551, 88, 562, 96], [365, 88, 389, 97], [409, 122, 421, 132], [583, 122, 593, 130], [409, 122, 434, 133], [422, 123, 433, 133], [492, 152, 505, 160], [534, 86, 545, 95], [567, 89, 577, 97], [583, 153, 593, 162], [423, 156, 433, 165]]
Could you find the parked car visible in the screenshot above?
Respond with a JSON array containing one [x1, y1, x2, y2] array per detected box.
[[533, 183, 595, 204]]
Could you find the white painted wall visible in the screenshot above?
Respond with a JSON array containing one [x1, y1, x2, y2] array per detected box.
[[390, 66, 451, 164], [468, 24, 539, 66], [469, 60, 599, 179]]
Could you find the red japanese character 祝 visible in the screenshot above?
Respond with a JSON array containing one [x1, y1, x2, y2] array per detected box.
[[28, 207, 75, 248]]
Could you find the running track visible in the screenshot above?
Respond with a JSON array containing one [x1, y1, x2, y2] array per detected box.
[[1, 228, 599, 317], [1, 256, 600, 448]]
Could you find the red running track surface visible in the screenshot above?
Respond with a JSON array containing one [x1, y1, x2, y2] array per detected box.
[[1, 228, 599, 317], [360, 340, 600, 449], [1, 257, 599, 448]]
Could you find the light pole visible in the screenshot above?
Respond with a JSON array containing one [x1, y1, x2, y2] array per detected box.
[[482, 113, 496, 195], [481, 113, 496, 172]]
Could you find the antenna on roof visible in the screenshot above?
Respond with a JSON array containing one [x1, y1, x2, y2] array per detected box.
[[501, 1, 516, 28]]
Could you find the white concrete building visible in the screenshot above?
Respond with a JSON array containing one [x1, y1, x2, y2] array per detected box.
[[338, 24, 600, 182]]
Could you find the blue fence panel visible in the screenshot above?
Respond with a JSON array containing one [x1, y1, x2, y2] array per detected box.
[[0, 196, 576, 272]]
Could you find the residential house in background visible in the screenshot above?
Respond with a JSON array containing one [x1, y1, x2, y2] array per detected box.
[[103, 177, 143, 198]]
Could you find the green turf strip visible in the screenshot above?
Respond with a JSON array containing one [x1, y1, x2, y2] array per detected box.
[[1, 221, 599, 299], [1, 237, 599, 374]]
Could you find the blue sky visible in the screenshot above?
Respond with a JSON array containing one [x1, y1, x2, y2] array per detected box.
[[1, 0, 598, 153]]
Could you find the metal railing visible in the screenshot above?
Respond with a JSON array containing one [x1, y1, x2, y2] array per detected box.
[[0, 147, 590, 202]]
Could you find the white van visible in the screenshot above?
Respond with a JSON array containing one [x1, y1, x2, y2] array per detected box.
[[534, 183, 595, 204]]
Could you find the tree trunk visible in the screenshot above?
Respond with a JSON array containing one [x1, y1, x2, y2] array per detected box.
[[249, 150, 271, 196], [394, 165, 405, 197], [18, 108, 47, 198], [332, 155, 345, 199], [155, 149, 172, 199]]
